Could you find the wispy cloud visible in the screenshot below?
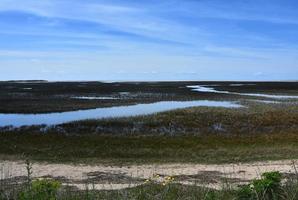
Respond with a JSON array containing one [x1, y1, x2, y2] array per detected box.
[[0, 1, 185, 40], [174, 0, 298, 25], [0, 0, 297, 80]]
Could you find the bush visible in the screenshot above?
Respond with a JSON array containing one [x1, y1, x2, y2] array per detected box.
[[237, 171, 282, 200], [18, 179, 61, 200]]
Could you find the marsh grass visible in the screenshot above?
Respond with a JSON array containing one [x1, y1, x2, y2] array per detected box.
[[3, 101, 297, 136], [1, 133, 298, 165], [1, 81, 297, 114], [1, 96, 297, 164], [64, 103, 298, 136], [0, 81, 220, 114]]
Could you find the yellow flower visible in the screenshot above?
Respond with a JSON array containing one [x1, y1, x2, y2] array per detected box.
[[144, 179, 151, 184]]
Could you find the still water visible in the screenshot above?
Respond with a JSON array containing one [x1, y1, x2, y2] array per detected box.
[[0, 100, 242, 127]]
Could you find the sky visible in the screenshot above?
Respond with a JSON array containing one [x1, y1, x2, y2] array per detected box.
[[0, 0, 298, 81]]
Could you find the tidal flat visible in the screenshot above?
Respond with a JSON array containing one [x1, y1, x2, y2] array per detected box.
[[1, 81, 298, 199], [1, 81, 297, 138]]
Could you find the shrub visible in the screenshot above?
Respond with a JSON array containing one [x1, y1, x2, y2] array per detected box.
[[18, 179, 61, 200], [237, 171, 282, 200]]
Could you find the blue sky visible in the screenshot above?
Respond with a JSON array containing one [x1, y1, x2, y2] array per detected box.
[[0, 0, 298, 81]]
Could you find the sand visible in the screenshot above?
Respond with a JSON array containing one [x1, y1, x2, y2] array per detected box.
[[1, 159, 297, 190]]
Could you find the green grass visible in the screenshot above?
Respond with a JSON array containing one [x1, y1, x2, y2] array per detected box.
[[61, 183, 235, 200], [1, 181, 235, 200], [1, 133, 298, 165]]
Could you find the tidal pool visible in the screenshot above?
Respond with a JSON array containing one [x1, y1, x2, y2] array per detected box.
[[229, 84, 256, 86], [0, 100, 242, 127], [72, 96, 119, 100], [188, 85, 298, 99], [250, 100, 281, 104]]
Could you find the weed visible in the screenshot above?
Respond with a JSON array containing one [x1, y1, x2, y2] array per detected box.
[[25, 160, 32, 186], [237, 171, 282, 200], [18, 179, 61, 200]]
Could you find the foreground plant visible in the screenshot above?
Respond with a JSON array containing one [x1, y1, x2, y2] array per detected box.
[[237, 171, 282, 200], [3, 169, 298, 199], [18, 179, 61, 200]]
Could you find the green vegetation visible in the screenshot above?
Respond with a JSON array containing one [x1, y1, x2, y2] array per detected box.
[[2, 101, 298, 137], [18, 179, 61, 200], [1, 133, 298, 164], [237, 171, 283, 199], [1, 102, 297, 165], [54, 103, 298, 136]]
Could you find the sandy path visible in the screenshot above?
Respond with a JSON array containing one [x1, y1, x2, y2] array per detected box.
[[1, 160, 297, 190]]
